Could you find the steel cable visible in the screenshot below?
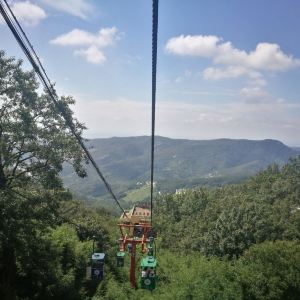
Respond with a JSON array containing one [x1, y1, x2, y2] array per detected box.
[[0, 0, 128, 218], [150, 0, 159, 226]]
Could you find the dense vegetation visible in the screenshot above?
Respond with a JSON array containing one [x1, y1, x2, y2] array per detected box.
[[0, 50, 87, 300], [1, 158, 299, 300], [154, 160, 300, 258], [1, 51, 300, 299]]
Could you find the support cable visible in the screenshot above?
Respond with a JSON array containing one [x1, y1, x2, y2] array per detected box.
[[150, 0, 159, 226], [3, 0, 52, 89], [0, 0, 128, 218]]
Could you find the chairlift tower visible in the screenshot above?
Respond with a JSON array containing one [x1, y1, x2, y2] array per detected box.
[[117, 205, 156, 289]]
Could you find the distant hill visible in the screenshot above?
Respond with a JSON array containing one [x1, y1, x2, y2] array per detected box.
[[61, 136, 298, 203]]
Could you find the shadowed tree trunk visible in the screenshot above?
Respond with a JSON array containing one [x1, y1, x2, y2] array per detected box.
[[0, 242, 17, 300], [0, 168, 6, 189]]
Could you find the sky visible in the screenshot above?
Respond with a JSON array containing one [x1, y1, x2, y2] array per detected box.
[[1, 0, 300, 146]]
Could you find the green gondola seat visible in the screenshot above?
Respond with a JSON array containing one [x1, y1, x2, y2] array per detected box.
[[140, 256, 157, 290], [91, 253, 105, 280], [116, 251, 125, 267]]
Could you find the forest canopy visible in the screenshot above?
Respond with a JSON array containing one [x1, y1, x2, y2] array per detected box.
[[0, 51, 299, 300]]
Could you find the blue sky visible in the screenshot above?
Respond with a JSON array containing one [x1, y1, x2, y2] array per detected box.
[[1, 0, 300, 146]]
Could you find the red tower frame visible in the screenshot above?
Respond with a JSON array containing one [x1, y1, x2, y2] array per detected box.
[[118, 222, 152, 288]]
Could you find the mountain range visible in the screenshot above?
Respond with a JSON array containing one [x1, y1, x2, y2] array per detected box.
[[61, 136, 299, 205]]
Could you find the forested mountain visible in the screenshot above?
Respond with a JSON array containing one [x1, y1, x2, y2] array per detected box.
[[61, 136, 298, 200]]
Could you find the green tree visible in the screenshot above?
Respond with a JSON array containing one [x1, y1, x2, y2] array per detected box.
[[0, 51, 86, 299], [237, 240, 300, 300], [154, 157, 300, 257]]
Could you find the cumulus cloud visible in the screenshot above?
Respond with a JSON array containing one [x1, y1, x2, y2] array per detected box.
[[74, 45, 106, 64], [0, 1, 46, 26], [71, 97, 300, 145], [203, 66, 261, 80], [166, 35, 300, 71], [40, 0, 92, 19], [246, 43, 299, 71], [165, 35, 220, 57], [51, 27, 118, 47], [50, 27, 120, 64], [165, 34, 300, 79]]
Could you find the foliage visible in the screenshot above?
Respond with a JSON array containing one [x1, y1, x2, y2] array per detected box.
[[152, 252, 242, 300], [1, 157, 299, 299], [15, 224, 91, 300], [154, 157, 300, 258], [0, 50, 87, 299], [0, 50, 86, 191], [0, 188, 68, 300], [237, 240, 300, 300]]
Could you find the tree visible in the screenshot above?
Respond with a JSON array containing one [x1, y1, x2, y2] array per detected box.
[[237, 240, 300, 300], [0, 50, 87, 300], [0, 50, 86, 190]]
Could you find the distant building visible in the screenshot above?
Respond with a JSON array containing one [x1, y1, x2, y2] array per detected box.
[[175, 188, 187, 195]]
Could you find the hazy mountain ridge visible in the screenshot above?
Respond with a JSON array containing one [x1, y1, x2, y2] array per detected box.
[[61, 136, 298, 199]]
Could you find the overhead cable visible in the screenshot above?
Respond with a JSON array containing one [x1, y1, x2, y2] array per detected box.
[[0, 0, 128, 218], [150, 0, 159, 225]]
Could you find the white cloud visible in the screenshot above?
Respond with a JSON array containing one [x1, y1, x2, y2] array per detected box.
[[165, 34, 300, 79], [246, 43, 299, 71], [0, 1, 46, 26], [50, 27, 119, 47], [71, 97, 300, 145], [40, 0, 92, 19], [165, 35, 220, 57], [51, 29, 95, 46], [240, 87, 270, 102], [203, 66, 261, 80], [74, 45, 106, 64], [50, 27, 120, 64], [213, 42, 300, 71]]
